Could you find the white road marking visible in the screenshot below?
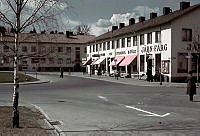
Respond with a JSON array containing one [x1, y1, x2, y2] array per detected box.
[[98, 96, 170, 118], [122, 104, 170, 117], [98, 96, 109, 101]]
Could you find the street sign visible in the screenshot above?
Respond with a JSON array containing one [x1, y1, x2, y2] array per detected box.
[[185, 56, 193, 59]]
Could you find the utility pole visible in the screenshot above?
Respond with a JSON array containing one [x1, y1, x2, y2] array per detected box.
[[13, 0, 20, 128]]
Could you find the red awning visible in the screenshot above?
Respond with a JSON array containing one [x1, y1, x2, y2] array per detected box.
[[109, 56, 125, 66], [83, 58, 92, 65], [91, 58, 98, 65], [119, 55, 137, 66]]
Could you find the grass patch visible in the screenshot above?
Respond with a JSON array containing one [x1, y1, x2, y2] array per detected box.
[[0, 72, 38, 83], [0, 106, 50, 136]]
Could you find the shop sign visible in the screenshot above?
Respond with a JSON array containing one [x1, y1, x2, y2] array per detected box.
[[128, 49, 136, 54], [141, 44, 168, 53], [116, 51, 126, 55]]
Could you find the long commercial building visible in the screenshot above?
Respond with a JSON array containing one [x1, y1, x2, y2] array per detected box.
[[85, 2, 200, 82], [0, 32, 95, 72]]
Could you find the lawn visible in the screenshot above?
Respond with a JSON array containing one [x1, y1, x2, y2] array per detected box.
[[0, 72, 38, 83]]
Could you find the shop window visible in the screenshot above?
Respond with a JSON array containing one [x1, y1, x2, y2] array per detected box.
[[182, 28, 192, 41], [121, 38, 125, 48], [147, 33, 152, 44], [177, 53, 188, 73], [127, 37, 131, 47], [140, 34, 144, 45], [155, 31, 161, 43], [140, 55, 144, 72], [191, 53, 200, 72], [66, 58, 71, 64], [133, 36, 137, 46]]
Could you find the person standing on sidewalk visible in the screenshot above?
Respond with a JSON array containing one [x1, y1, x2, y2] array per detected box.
[[186, 71, 196, 101], [60, 67, 64, 78]]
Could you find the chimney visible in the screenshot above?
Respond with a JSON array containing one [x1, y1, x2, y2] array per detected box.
[[150, 12, 157, 19], [119, 23, 125, 29], [180, 1, 190, 10], [129, 18, 135, 25], [139, 16, 145, 23], [112, 26, 118, 31], [66, 31, 70, 38], [163, 7, 172, 15]]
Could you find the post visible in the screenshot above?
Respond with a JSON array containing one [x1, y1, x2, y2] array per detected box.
[[13, 0, 20, 128], [160, 67, 162, 85], [197, 54, 199, 86]]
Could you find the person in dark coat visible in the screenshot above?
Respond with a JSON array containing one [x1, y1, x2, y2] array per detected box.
[[186, 71, 196, 101], [60, 67, 63, 78]]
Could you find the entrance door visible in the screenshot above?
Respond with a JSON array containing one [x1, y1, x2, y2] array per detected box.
[[155, 54, 161, 74]]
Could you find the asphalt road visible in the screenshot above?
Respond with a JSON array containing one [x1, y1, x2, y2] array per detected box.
[[0, 73, 200, 136]]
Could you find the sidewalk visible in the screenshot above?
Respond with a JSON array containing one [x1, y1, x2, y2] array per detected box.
[[68, 72, 188, 88]]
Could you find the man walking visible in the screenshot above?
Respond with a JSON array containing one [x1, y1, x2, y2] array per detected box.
[[187, 71, 196, 101]]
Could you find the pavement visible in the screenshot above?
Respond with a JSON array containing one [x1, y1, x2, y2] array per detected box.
[[65, 72, 189, 88]]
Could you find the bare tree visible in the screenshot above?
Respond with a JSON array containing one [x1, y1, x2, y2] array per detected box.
[[0, 0, 67, 128], [75, 24, 91, 35]]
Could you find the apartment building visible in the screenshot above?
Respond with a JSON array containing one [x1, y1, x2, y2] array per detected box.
[[0, 32, 95, 72], [85, 2, 200, 82]]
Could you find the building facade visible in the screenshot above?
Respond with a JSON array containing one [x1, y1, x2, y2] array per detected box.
[[85, 2, 200, 82], [0, 32, 95, 72]]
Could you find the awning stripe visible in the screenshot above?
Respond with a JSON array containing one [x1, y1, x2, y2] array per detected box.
[[119, 55, 137, 66], [93, 58, 105, 65], [83, 58, 92, 65], [109, 56, 125, 66]]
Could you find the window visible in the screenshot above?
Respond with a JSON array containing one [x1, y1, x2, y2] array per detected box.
[[31, 46, 37, 52], [140, 34, 144, 45], [103, 43, 106, 51], [89, 46, 92, 53], [133, 36, 137, 46], [96, 44, 98, 52], [155, 31, 161, 43], [22, 46, 27, 52], [40, 58, 46, 63], [147, 33, 152, 44], [177, 53, 188, 73], [66, 47, 71, 54], [93, 45, 95, 52], [31, 58, 39, 64], [112, 41, 115, 49], [58, 58, 63, 64], [84, 47, 87, 53], [116, 40, 119, 48], [76, 50, 80, 60], [121, 38, 125, 48], [3, 45, 9, 52], [66, 58, 71, 64], [3, 57, 9, 64], [39, 46, 46, 53], [58, 47, 63, 52], [76, 47, 80, 50], [107, 41, 110, 50], [182, 29, 192, 41], [140, 55, 144, 72], [127, 37, 131, 47], [49, 58, 54, 64], [99, 44, 102, 51]]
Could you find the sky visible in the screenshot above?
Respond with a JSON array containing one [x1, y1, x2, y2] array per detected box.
[[60, 0, 200, 36]]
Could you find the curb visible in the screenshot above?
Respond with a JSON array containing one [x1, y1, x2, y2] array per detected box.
[[31, 104, 64, 136], [69, 74, 188, 88], [0, 80, 50, 85]]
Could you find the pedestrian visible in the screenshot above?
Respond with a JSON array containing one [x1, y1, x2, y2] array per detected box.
[[186, 71, 196, 101], [60, 67, 63, 78]]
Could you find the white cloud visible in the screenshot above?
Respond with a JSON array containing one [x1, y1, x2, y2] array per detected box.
[[90, 6, 159, 36]]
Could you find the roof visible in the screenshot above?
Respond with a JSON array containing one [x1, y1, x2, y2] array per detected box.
[[1, 33, 95, 44], [89, 3, 200, 43]]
